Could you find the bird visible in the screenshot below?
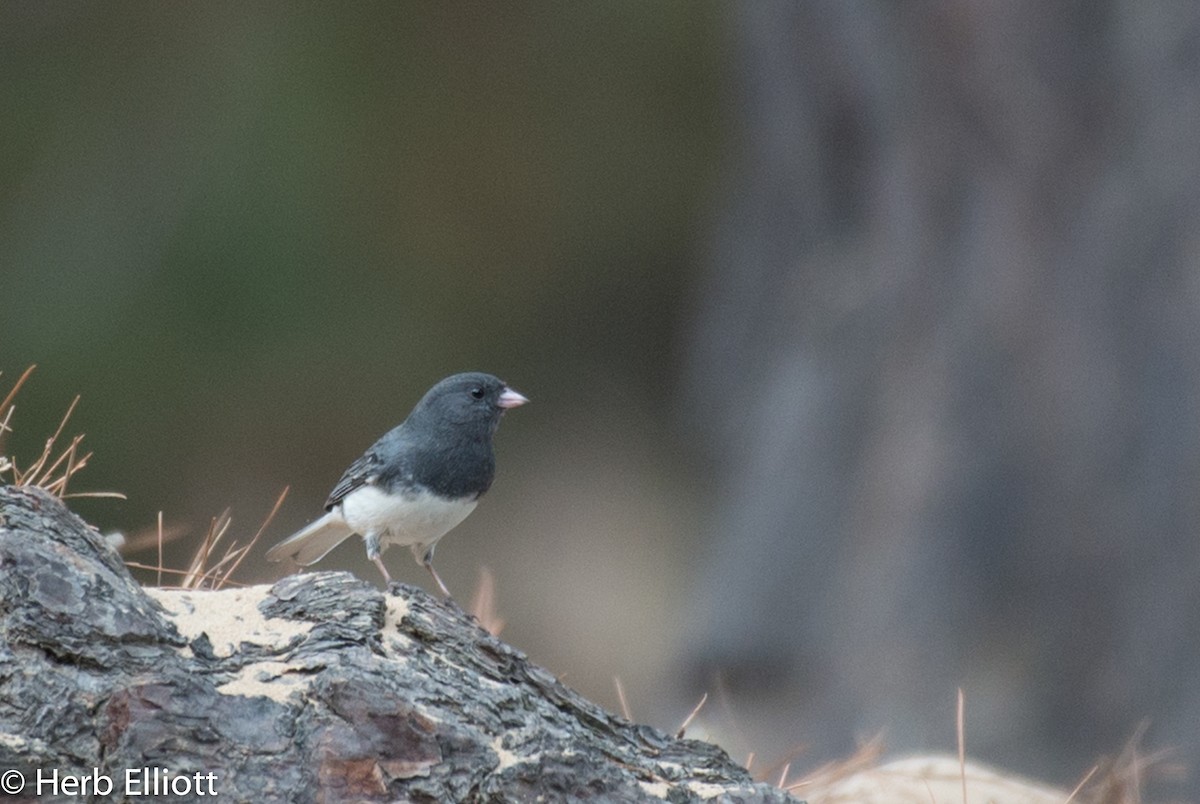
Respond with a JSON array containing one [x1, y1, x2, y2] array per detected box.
[[265, 372, 527, 596]]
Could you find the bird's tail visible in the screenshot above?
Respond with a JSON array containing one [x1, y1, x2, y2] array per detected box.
[[265, 511, 355, 566]]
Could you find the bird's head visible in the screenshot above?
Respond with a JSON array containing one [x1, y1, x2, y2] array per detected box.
[[411, 372, 528, 431]]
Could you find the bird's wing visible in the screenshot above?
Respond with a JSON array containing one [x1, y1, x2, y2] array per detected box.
[[324, 449, 384, 511]]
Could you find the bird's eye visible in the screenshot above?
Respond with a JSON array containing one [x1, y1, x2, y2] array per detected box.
[[470, 387, 485, 399]]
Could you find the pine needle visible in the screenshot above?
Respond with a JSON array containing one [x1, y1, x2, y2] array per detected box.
[[0, 366, 124, 500]]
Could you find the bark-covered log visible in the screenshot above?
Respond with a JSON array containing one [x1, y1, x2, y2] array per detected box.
[[0, 486, 797, 803]]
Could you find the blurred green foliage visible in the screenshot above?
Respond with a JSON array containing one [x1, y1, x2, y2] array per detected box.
[[0, 4, 725, 546]]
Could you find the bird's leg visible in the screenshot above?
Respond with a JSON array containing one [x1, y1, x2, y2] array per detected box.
[[420, 545, 452, 598], [365, 532, 392, 585]]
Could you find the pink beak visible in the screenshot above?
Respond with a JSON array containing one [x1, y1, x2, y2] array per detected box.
[[497, 387, 529, 409]]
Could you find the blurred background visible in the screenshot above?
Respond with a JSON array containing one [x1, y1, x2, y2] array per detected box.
[[2, 2, 1198, 797]]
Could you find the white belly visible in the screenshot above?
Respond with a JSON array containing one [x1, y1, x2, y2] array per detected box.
[[339, 485, 477, 549]]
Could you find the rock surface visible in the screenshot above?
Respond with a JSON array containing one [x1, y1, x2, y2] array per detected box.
[[0, 486, 798, 803]]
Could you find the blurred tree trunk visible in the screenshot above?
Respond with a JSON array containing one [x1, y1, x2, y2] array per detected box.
[[682, 1, 1200, 793]]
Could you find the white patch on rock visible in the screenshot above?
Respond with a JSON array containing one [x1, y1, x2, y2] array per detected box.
[[146, 586, 313, 658]]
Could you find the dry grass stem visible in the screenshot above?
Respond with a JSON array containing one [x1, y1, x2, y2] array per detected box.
[[776, 762, 792, 789], [122, 562, 249, 588], [1063, 765, 1099, 804], [157, 511, 164, 587], [180, 508, 233, 589], [711, 671, 758, 767], [675, 691, 708, 739], [613, 677, 632, 721], [117, 521, 188, 554], [958, 687, 968, 804], [467, 566, 505, 636], [136, 487, 288, 591], [786, 737, 884, 792], [1074, 722, 1181, 804], [221, 485, 288, 583], [0, 364, 37, 418], [759, 743, 816, 790], [0, 366, 124, 500]]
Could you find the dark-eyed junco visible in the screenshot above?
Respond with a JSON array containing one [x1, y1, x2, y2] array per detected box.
[[266, 372, 527, 596]]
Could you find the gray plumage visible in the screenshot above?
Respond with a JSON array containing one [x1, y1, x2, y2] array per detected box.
[[266, 372, 527, 595]]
